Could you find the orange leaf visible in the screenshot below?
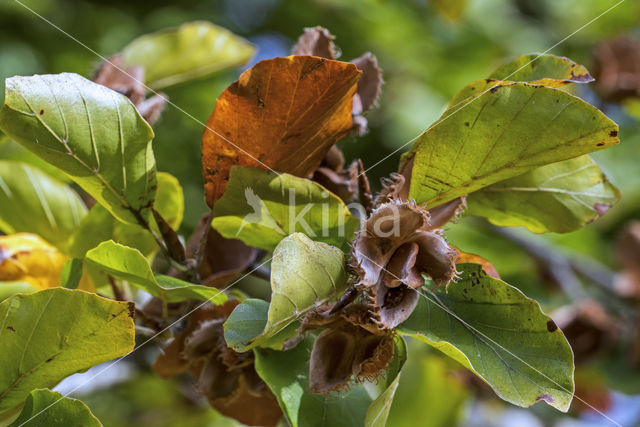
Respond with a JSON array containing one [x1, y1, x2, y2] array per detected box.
[[202, 55, 361, 205]]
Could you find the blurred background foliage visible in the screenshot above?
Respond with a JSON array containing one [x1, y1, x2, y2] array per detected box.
[[2, 0, 640, 425]]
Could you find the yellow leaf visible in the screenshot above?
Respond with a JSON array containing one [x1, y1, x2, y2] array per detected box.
[[0, 233, 94, 291]]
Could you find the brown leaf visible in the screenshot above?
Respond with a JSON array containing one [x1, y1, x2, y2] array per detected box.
[[291, 26, 338, 59], [185, 214, 257, 288], [202, 56, 361, 205]]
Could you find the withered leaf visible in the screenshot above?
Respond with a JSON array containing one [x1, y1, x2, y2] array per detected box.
[[202, 56, 361, 205]]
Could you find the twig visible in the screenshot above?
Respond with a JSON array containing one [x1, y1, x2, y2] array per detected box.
[[488, 225, 617, 297], [108, 276, 125, 301]]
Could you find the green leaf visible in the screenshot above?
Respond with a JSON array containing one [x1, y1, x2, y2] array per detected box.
[[449, 55, 593, 107], [0, 282, 37, 303], [68, 172, 183, 258], [466, 155, 621, 233], [254, 336, 407, 427], [115, 172, 184, 257], [84, 240, 226, 304], [407, 82, 619, 207], [222, 298, 300, 352], [0, 288, 135, 413], [0, 160, 87, 251], [60, 258, 84, 289], [224, 233, 347, 351], [489, 54, 594, 83], [121, 21, 255, 90], [0, 73, 156, 226], [0, 136, 71, 183], [9, 389, 101, 427], [398, 263, 574, 411], [212, 166, 359, 252], [387, 353, 469, 427]]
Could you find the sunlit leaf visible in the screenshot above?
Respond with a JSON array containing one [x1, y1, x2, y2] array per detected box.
[[202, 56, 360, 204], [0, 288, 135, 413], [9, 389, 101, 427], [85, 240, 227, 304], [212, 166, 359, 251], [449, 54, 594, 107], [254, 335, 406, 427], [466, 155, 621, 233], [224, 233, 347, 351], [0, 136, 71, 183], [399, 263, 574, 411], [0, 160, 86, 251], [0, 73, 156, 226], [0, 233, 92, 292], [489, 54, 594, 83], [407, 82, 619, 207], [0, 282, 37, 303], [68, 172, 183, 258], [122, 21, 255, 90]]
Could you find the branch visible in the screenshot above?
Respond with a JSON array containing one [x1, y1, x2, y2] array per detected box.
[[488, 224, 617, 297]]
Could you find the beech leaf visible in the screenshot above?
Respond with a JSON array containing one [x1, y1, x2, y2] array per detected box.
[[0, 288, 135, 413], [489, 54, 594, 83], [0, 136, 71, 183], [122, 21, 255, 90], [85, 240, 227, 304], [224, 233, 347, 351], [407, 82, 619, 207], [0, 160, 87, 251], [449, 54, 594, 107], [212, 166, 359, 251], [9, 389, 101, 427], [398, 263, 574, 411], [68, 172, 183, 259], [0, 73, 156, 226], [466, 155, 621, 233], [202, 56, 360, 204]]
